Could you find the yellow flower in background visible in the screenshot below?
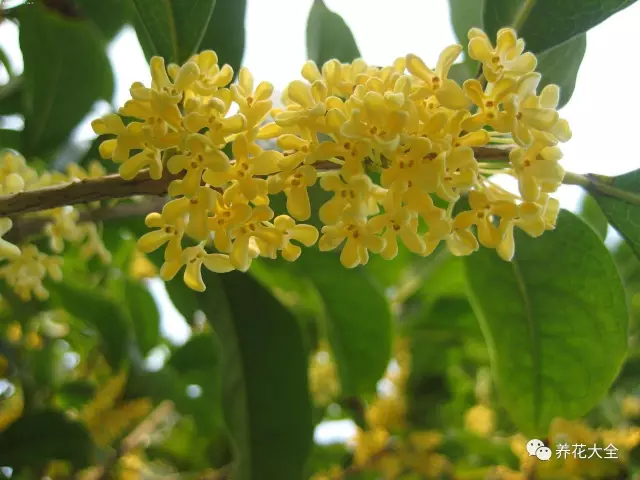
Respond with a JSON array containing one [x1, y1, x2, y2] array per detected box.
[[464, 404, 496, 438]]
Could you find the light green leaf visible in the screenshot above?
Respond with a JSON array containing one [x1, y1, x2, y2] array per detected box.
[[199, 0, 247, 77], [579, 192, 609, 240], [124, 278, 161, 356], [297, 249, 392, 397], [449, 0, 483, 47], [593, 169, 640, 259], [18, 3, 113, 156], [0, 410, 94, 469], [483, 0, 636, 55], [306, 0, 361, 66], [464, 210, 628, 435], [198, 271, 313, 480], [132, 0, 217, 63]]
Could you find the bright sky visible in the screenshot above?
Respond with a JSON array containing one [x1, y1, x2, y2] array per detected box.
[[1, 0, 640, 442]]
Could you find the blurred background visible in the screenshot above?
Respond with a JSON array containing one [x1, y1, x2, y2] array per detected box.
[[1, 0, 640, 477]]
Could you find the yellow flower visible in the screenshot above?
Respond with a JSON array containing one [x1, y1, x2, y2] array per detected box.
[[203, 134, 281, 202], [368, 204, 425, 259], [468, 27, 537, 82], [180, 245, 234, 292], [229, 205, 281, 271], [502, 73, 559, 146], [275, 79, 327, 129], [207, 195, 253, 253], [510, 142, 564, 201], [231, 67, 274, 128], [166, 133, 230, 196], [267, 165, 317, 221], [163, 185, 217, 241], [259, 215, 318, 262], [137, 209, 185, 260], [0, 218, 21, 259], [318, 173, 379, 225], [276, 130, 319, 171], [5, 322, 21, 343], [406, 46, 469, 109], [188, 50, 234, 97], [319, 215, 385, 268], [464, 404, 496, 438], [462, 77, 516, 132]]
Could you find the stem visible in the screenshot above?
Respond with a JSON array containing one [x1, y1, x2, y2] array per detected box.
[[562, 171, 640, 206], [512, 0, 536, 32]]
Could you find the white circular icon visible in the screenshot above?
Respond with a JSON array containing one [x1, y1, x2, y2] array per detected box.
[[536, 446, 552, 461], [526, 438, 545, 456]]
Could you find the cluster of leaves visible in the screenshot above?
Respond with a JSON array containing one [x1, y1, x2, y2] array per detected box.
[[0, 0, 639, 479]]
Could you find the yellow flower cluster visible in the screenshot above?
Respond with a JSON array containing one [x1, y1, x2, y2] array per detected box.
[[0, 151, 112, 300], [93, 27, 570, 291]]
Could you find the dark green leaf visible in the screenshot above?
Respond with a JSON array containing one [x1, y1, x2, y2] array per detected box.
[[536, 34, 586, 109], [75, 0, 132, 38], [0, 410, 93, 469], [132, 0, 217, 63], [199, 271, 313, 480], [168, 333, 220, 373], [0, 129, 21, 150], [199, 0, 247, 76], [124, 278, 161, 356], [464, 210, 628, 435], [306, 0, 361, 66], [298, 249, 392, 397], [0, 76, 22, 116], [593, 169, 640, 260], [55, 380, 96, 410], [580, 192, 609, 240], [18, 3, 113, 156], [484, 0, 636, 55], [48, 281, 132, 368]]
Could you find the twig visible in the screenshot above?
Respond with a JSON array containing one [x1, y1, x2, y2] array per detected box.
[[4, 197, 167, 244], [0, 168, 176, 218], [0, 148, 511, 220], [563, 171, 640, 206]]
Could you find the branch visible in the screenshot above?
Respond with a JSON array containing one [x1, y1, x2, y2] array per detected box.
[[562, 171, 640, 205], [5, 197, 167, 244], [0, 147, 512, 220], [0, 168, 176, 218]]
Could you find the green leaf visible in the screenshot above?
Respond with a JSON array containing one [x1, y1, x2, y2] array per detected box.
[[464, 210, 628, 435], [483, 0, 636, 55], [579, 192, 609, 240], [198, 271, 313, 480], [0, 129, 21, 150], [298, 249, 392, 397], [199, 0, 247, 76], [18, 3, 113, 156], [132, 0, 217, 64], [449, 0, 483, 47], [48, 281, 132, 368], [306, 0, 361, 66], [593, 169, 640, 260], [0, 76, 22, 116], [168, 333, 221, 373], [124, 278, 161, 356], [75, 0, 132, 38], [0, 410, 94, 469], [536, 34, 586, 109]]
